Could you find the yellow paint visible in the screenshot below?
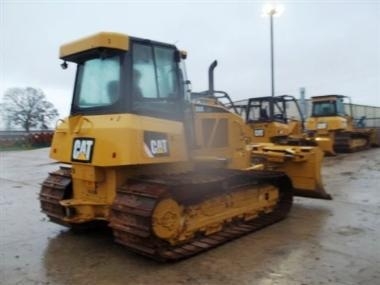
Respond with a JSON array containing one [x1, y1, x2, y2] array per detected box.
[[60, 32, 129, 59], [246, 118, 306, 147], [50, 113, 188, 166], [152, 184, 279, 245], [191, 101, 252, 169]]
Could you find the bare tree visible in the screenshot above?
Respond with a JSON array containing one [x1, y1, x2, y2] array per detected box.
[[1, 87, 59, 132]]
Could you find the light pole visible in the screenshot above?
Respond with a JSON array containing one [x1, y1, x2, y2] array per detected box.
[[262, 4, 284, 97]]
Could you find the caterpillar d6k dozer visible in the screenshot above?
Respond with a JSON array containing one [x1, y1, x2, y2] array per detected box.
[[306, 95, 380, 155], [39, 32, 330, 261]]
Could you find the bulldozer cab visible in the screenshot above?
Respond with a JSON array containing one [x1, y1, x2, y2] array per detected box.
[[244, 95, 304, 143], [246, 95, 304, 124], [311, 95, 351, 118], [61, 33, 188, 122]]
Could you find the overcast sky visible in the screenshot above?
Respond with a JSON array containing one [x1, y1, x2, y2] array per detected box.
[[1, 0, 379, 119]]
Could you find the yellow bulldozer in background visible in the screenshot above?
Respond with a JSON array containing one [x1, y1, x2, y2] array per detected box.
[[234, 94, 315, 146], [196, 62, 328, 200], [306, 95, 380, 156], [39, 32, 330, 261]]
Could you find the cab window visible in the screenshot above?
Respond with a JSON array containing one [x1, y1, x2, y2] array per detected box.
[[313, 101, 336, 116], [74, 55, 121, 109], [132, 42, 182, 120]]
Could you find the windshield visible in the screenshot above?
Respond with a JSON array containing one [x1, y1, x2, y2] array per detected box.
[[247, 101, 270, 122], [246, 99, 288, 122], [312, 101, 336, 116], [73, 54, 121, 109]]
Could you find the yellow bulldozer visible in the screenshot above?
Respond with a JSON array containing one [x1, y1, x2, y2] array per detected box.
[[234, 94, 315, 146], [306, 94, 380, 155], [39, 32, 330, 261]]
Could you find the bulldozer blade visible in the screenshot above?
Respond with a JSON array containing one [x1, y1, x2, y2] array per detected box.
[[294, 186, 332, 200], [315, 135, 336, 156], [251, 144, 332, 200], [369, 127, 380, 147]]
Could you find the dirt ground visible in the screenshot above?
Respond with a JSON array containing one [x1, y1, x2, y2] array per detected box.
[[0, 147, 379, 285]]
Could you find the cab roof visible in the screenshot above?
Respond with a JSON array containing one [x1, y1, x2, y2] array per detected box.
[[311, 94, 347, 101], [59, 32, 130, 60]]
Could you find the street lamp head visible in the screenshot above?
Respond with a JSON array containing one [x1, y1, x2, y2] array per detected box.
[[262, 3, 285, 17]]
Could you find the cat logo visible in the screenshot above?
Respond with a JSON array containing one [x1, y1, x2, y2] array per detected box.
[[72, 138, 95, 162], [144, 131, 170, 157], [150, 139, 168, 155]]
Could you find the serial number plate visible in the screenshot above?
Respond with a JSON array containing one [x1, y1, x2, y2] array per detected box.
[[254, 129, 264, 137], [317, 122, 327, 129]]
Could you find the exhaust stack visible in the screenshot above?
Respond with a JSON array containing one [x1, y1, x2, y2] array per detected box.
[[208, 60, 218, 96]]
